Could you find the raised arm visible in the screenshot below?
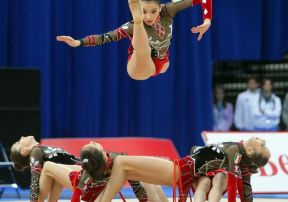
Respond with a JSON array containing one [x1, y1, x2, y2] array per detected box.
[[192, 0, 212, 20], [165, 0, 212, 40], [29, 147, 45, 202], [165, 0, 212, 20], [164, 0, 193, 18], [56, 22, 133, 47]]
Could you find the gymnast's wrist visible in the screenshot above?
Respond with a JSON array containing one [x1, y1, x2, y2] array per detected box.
[[204, 18, 211, 24], [78, 39, 85, 46]]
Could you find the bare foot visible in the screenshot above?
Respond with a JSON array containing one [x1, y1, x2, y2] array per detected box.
[[128, 0, 143, 24]]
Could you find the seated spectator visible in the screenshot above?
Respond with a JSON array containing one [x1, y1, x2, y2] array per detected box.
[[253, 79, 281, 131], [213, 85, 233, 131], [282, 92, 288, 130], [234, 76, 260, 130]]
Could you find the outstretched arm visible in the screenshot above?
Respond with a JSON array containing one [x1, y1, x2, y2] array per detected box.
[[165, 0, 212, 19], [191, 0, 212, 41], [193, 0, 212, 20], [191, 18, 211, 41], [56, 22, 133, 47], [164, 0, 193, 17], [165, 0, 212, 41]]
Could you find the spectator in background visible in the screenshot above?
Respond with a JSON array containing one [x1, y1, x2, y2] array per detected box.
[[213, 85, 233, 131], [282, 92, 288, 130], [253, 79, 281, 131], [234, 76, 260, 130]]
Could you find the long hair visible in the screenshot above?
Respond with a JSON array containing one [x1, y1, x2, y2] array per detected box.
[[80, 146, 106, 180], [213, 85, 227, 108], [249, 152, 269, 168], [261, 78, 273, 88], [10, 147, 30, 171]]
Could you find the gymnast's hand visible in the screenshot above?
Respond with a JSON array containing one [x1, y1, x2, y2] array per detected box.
[[191, 19, 211, 41], [56, 36, 81, 47]]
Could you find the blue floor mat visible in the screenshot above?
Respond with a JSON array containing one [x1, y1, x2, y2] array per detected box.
[[1, 186, 288, 200]]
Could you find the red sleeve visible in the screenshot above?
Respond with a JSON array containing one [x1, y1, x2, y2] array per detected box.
[[71, 188, 82, 202], [193, 0, 212, 20], [80, 22, 133, 46]]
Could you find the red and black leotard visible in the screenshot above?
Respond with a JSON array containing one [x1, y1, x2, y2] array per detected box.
[[175, 142, 254, 202], [29, 145, 80, 202], [70, 152, 149, 202], [79, 0, 212, 76]]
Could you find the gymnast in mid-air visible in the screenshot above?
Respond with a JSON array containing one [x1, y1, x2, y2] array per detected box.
[[57, 0, 212, 80]]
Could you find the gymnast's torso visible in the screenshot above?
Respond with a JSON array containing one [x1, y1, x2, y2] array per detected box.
[[80, 0, 195, 59], [71, 151, 149, 202], [180, 142, 254, 201], [189, 142, 250, 176], [29, 145, 79, 201]]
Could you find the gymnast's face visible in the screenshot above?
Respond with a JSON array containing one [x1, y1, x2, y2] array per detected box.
[[142, 1, 161, 26], [246, 137, 270, 161], [11, 136, 37, 156]]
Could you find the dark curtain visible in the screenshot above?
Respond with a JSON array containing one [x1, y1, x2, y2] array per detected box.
[[0, 0, 287, 156]]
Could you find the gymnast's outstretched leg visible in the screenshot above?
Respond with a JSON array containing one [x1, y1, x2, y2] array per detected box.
[[42, 162, 81, 190], [127, 0, 156, 80], [100, 156, 179, 202]]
